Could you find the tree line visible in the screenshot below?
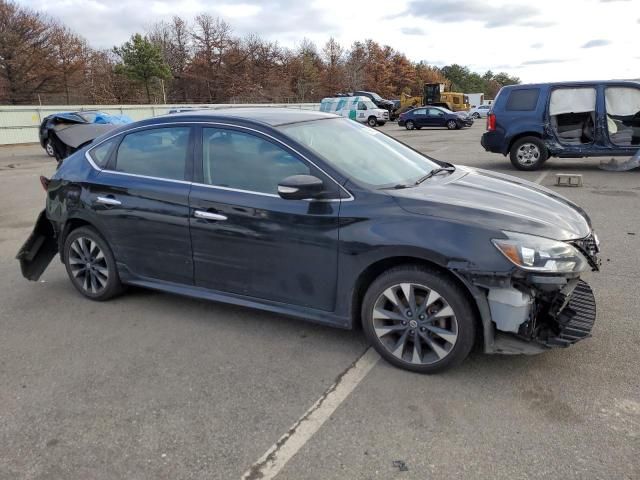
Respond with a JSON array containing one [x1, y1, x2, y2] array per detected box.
[[0, 0, 520, 105]]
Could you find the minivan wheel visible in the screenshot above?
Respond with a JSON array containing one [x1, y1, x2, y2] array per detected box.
[[362, 266, 476, 373], [63, 226, 122, 301], [45, 140, 55, 157], [405, 120, 415, 130], [446, 120, 458, 130], [510, 136, 548, 171], [367, 116, 378, 127]]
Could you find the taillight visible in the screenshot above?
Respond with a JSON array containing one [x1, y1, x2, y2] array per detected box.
[[39, 176, 50, 192], [487, 113, 496, 131]]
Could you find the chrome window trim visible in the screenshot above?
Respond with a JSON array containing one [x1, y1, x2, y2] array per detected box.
[[84, 120, 354, 202]]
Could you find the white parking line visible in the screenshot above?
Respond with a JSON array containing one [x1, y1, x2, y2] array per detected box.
[[534, 169, 550, 185], [240, 348, 381, 480]]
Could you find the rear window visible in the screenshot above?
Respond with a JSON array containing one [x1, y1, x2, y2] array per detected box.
[[505, 89, 540, 111]]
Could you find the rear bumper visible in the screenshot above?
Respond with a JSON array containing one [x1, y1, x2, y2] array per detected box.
[[481, 131, 505, 153], [16, 210, 58, 281]]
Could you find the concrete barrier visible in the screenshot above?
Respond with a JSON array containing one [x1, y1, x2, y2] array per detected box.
[[0, 103, 321, 145]]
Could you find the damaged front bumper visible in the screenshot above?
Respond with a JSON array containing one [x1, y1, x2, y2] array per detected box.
[[456, 234, 600, 355]]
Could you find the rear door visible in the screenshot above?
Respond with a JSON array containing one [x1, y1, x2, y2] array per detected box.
[[189, 125, 341, 311], [411, 108, 428, 127], [88, 125, 195, 284]]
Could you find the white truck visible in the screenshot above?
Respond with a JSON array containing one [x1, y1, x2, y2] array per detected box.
[[320, 96, 389, 127]]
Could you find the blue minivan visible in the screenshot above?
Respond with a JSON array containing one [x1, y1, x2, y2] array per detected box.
[[481, 81, 640, 170]]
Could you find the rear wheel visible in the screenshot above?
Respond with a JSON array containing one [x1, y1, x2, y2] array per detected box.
[[405, 120, 415, 130], [510, 136, 548, 171], [63, 226, 122, 301], [361, 266, 476, 373], [446, 119, 458, 130], [367, 116, 377, 127]]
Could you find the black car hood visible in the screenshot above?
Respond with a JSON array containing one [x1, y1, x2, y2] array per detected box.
[[390, 166, 591, 240]]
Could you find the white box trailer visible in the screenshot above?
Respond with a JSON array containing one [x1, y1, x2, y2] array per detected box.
[[466, 93, 485, 108]]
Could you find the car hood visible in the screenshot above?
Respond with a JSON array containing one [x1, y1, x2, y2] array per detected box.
[[390, 166, 592, 240]]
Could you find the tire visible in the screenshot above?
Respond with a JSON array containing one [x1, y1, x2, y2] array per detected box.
[[472, 112, 480, 119], [367, 116, 377, 127], [361, 265, 476, 374], [45, 140, 55, 157], [446, 120, 458, 130], [63, 226, 123, 301], [405, 120, 415, 130], [509, 136, 548, 171]]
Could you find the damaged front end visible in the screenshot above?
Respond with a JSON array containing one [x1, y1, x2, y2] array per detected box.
[[465, 231, 600, 355]]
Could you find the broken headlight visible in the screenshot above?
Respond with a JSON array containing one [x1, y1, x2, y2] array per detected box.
[[492, 231, 588, 273]]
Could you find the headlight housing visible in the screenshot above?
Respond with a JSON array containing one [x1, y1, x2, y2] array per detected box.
[[492, 231, 588, 273]]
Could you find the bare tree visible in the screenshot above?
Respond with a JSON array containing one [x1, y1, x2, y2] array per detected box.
[[0, 0, 54, 104]]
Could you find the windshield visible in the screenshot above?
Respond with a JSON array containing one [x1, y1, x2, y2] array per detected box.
[[278, 118, 440, 188], [369, 92, 383, 101], [437, 107, 454, 114]]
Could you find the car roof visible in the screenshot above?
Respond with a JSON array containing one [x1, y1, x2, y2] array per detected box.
[[502, 80, 640, 90], [162, 107, 337, 127]]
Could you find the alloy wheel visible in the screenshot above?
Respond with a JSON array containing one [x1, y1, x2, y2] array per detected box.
[[68, 236, 109, 294], [447, 120, 457, 129], [45, 141, 55, 156], [371, 283, 458, 365], [516, 143, 540, 166], [406, 120, 415, 130]]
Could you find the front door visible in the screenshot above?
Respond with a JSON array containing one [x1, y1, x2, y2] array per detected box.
[[88, 125, 194, 284], [189, 126, 341, 311], [425, 108, 446, 127]]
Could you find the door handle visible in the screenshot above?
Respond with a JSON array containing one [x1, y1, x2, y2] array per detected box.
[[96, 196, 121, 206], [194, 210, 227, 221]]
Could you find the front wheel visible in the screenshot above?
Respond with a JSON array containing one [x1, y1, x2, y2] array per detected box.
[[63, 226, 123, 301], [472, 112, 480, 119], [361, 266, 476, 373], [509, 136, 548, 171], [45, 140, 55, 157], [367, 116, 378, 127], [446, 119, 458, 130]]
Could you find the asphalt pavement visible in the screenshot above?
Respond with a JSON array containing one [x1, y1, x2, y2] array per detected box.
[[0, 123, 638, 479]]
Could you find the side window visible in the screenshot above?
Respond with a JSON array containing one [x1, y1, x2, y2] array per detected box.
[[413, 108, 426, 116], [505, 89, 540, 111], [357, 101, 367, 110], [89, 138, 117, 168], [427, 108, 443, 117], [202, 128, 310, 195], [114, 127, 191, 181]]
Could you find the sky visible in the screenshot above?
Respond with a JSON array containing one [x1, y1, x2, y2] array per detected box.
[[18, 0, 640, 84]]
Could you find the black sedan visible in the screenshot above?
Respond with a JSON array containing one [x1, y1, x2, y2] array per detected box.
[[398, 106, 473, 130], [17, 109, 599, 373]]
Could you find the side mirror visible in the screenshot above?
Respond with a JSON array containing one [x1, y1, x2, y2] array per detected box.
[[277, 175, 324, 200]]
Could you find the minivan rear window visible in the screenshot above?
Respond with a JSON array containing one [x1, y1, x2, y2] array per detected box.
[[505, 89, 540, 111]]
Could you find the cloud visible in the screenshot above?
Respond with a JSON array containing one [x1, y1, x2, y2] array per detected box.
[[401, 0, 554, 28], [530, 42, 544, 49], [582, 39, 611, 48], [521, 58, 570, 65], [19, 0, 335, 48], [400, 27, 426, 35]]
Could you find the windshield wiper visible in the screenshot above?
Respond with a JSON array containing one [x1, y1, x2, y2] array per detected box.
[[414, 166, 456, 185]]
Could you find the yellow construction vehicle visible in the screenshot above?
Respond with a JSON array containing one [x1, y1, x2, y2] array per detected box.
[[399, 84, 470, 113]]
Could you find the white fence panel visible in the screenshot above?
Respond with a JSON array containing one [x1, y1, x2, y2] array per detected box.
[[0, 103, 321, 145]]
